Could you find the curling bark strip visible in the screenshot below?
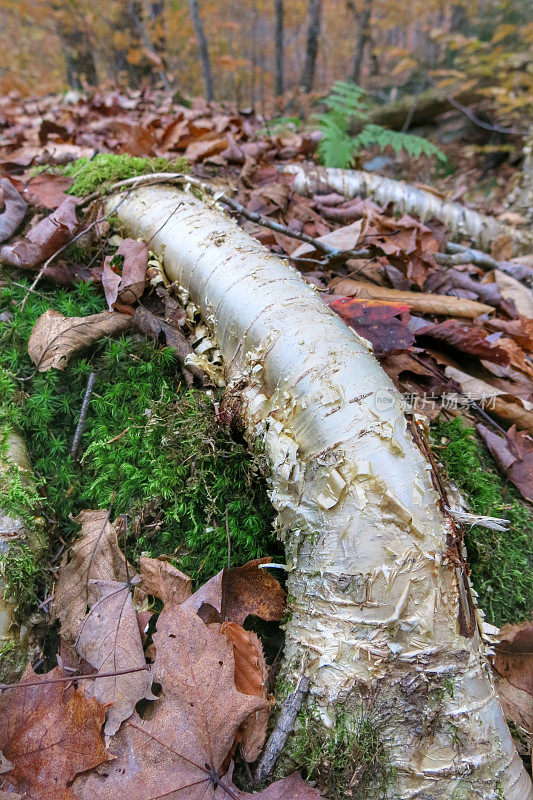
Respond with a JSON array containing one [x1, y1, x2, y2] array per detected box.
[[284, 164, 533, 255], [107, 185, 532, 799]]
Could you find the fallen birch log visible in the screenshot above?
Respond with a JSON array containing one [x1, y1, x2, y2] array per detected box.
[[107, 184, 532, 800], [284, 165, 533, 255]]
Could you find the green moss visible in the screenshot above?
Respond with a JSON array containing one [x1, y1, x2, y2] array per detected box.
[[431, 417, 533, 626], [280, 706, 394, 799], [0, 277, 277, 605], [0, 543, 41, 624], [65, 153, 189, 197]]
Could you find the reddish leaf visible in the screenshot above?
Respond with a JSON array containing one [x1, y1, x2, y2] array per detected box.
[[0, 665, 110, 800], [328, 296, 414, 356], [24, 173, 74, 209]]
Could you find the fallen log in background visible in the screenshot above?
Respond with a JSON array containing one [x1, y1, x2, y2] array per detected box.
[[285, 164, 533, 255], [107, 184, 532, 800], [357, 87, 483, 132]]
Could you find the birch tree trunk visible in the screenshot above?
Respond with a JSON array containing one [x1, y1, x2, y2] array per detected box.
[[285, 164, 533, 255], [300, 0, 322, 92], [188, 0, 214, 102], [106, 184, 532, 800]]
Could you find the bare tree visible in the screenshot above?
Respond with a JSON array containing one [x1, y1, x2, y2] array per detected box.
[[300, 0, 322, 93], [188, 0, 214, 102], [274, 0, 284, 97], [51, 2, 97, 89], [351, 0, 372, 84]]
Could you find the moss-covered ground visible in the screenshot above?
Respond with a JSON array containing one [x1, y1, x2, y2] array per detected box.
[[0, 277, 278, 624], [431, 416, 533, 627]]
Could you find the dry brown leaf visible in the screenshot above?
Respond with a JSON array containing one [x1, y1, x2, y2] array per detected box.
[[221, 621, 270, 763], [495, 677, 533, 736], [28, 308, 131, 371], [0, 665, 110, 800], [137, 555, 192, 605], [330, 278, 492, 318], [0, 179, 27, 243], [214, 769, 324, 799], [291, 219, 363, 259], [477, 424, 533, 502], [415, 319, 510, 364], [72, 603, 267, 800], [102, 238, 148, 309], [52, 510, 132, 643], [493, 621, 533, 695], [76, 579, 155, 736], [0, 196, 78, 269], [328, 296, 414, 356], [444, 366, 533, 435], [183, 558, 286, 626], [484, 270, 533, 319]]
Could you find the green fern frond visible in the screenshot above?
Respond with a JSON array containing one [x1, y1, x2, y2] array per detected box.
[[316, 82, 447, 168]]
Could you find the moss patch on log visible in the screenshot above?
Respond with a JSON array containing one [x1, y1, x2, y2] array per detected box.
[[65, 153, 189, 196], [431, 416, 533, 627], [0, 277, 278, 638]]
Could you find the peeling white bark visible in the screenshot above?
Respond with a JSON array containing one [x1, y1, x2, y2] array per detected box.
[[284, 164, 533, 255], [107, 185, 532, 800]]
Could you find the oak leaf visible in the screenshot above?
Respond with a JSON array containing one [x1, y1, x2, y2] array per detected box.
[[71, 603, 267, 799], [76, 579, 155, 736], [52, 510, 133, 642], [28, 308, 131, 371], [0, 665, 109, 800]]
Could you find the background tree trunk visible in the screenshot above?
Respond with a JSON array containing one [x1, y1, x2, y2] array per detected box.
[[350, 0, 372, 85], [188, 0, 214, 102], [55, 19, 98, 88], [300, 0, 322, 92], [274, 0, 284, 97], [108, 183, 533, 799]]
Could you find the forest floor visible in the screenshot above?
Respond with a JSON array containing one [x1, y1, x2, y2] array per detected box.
[[0, 86, 532, 798]]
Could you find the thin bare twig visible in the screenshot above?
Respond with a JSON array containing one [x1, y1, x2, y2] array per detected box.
[[254, 673, 310, 784], [0, 665, 150, 692], [71, 371, 96, 458], [99, 172, 372, 263], [225, 507, 231, 571]]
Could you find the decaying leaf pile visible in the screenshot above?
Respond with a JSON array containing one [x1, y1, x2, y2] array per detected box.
[[0, 510, 321, 799]]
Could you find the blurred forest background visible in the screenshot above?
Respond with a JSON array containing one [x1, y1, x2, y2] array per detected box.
[[0, 0, 531, 123]]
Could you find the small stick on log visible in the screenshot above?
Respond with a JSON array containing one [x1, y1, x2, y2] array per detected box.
[[71, 371, 96, 458], [254, 674, 310, 784]]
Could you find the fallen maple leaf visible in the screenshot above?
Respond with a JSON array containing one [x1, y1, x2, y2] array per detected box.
[[52, 510, 133, 643], [0, 178, 27, 243], [28, 308, 131, 371], [76, 579, 155, 736], [214, 768, 324, 799], [0, 665, 109, 800], [0, 196, 78, 268], [102, 238, 148, 309], [71, 603, 267, 799]]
